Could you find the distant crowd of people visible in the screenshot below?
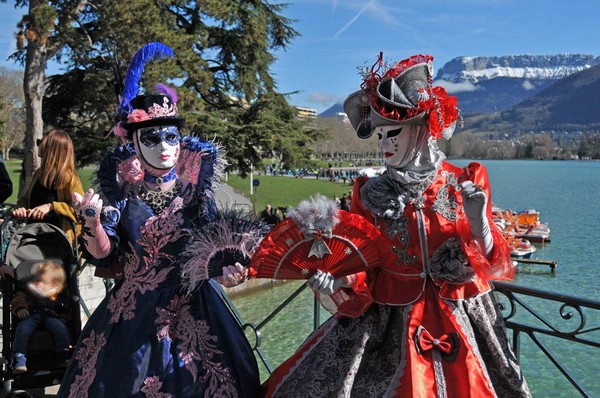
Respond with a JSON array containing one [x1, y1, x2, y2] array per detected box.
[[258, 192, 352, 230]]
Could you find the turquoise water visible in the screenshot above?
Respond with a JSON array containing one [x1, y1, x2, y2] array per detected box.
[[231, 160, 600, 396]]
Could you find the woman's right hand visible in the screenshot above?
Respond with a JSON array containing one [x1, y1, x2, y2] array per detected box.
[[11, 207, 28, 219], [73, 189, 103, 224]]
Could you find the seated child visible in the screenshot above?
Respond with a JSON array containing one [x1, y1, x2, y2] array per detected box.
[[10, 260, 70, 373]]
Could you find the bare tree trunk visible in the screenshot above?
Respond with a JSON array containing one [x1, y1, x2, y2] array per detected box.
[[20, 37, 47, 197]]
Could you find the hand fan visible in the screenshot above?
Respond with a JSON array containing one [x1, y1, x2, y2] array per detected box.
[[180, 207, 269, 292], [249, 195, 383, 279]]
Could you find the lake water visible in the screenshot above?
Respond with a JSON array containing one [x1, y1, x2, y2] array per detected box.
[[230, 160, 600, 397]]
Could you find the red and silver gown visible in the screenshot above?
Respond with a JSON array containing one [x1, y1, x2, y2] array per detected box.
[[262, 161, 531, 398]]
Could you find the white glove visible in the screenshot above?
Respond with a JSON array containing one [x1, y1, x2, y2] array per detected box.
[[73, 189, 103, 225], [460, 181, 493, 256], [73, 189, 111, 258], [307, 270, 345, 295], [217, 263, 248, 287]]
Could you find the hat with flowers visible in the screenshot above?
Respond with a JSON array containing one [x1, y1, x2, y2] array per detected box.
[[343, 53, 461, 139]]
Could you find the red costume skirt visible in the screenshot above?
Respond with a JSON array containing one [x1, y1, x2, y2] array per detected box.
[[261, 284, 530, 397]]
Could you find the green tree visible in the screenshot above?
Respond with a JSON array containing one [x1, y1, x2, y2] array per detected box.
[[8, 0, 89, 195], [8, 0, 302, 179]]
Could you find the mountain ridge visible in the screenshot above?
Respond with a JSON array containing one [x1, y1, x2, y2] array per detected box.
[[319, 53, 600, 128]]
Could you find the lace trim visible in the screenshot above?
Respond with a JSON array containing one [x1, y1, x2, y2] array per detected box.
[[431, 171, 460, 221], [137, 180, 182, 213]]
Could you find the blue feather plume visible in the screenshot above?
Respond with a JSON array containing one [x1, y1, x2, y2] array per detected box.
[[120, 42, 174, 111]]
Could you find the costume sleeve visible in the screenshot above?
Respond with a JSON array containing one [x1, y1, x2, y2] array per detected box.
[[457, 162, 514, 281], [82, 146, 132, 277], [10, 290, 29, 314], [80, 201, 122, 273], [0, 160, 12, 204], [316, 272, 373, 319]]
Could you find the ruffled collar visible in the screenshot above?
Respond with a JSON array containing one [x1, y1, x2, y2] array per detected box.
[[360, 137, 445, 220]]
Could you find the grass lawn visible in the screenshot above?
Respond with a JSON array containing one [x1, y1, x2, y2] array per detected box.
[[2, 160, 95, 205], [2, 159, 353, 212], [226, 174, 353, 211]]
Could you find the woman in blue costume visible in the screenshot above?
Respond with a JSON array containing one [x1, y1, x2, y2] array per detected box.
[[57, 43, 261, 398]]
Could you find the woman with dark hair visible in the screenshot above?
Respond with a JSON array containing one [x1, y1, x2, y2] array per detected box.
[[0, 154, 12, 204], [11, 130, 84, 243]]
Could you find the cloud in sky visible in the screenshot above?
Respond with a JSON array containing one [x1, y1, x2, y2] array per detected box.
[[435, 80, 480, 94], [306, 92, 343, 107], [522, 80, 535, 90]]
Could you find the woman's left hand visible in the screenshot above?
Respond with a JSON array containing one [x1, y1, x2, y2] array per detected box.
[[28, 203, 52, 220], [217, 263, 248, 287]]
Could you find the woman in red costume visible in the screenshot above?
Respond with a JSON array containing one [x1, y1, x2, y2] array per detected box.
[[261, 54, 531, 397]]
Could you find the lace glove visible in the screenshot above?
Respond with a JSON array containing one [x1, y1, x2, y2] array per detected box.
[[216, 263, 248, 287], [73, 189, 111, 259], [460, 181, 493, 257], [307, 270, 347, 295]]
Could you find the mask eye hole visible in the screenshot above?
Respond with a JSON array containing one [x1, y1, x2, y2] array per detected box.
[[386, 128, 403, 138], [147, 134, 162, 145], [376, 133, 383, 140]]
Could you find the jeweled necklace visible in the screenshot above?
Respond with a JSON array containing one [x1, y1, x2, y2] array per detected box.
[[144, 168, 177, 184], [137, 180, 182, 213]]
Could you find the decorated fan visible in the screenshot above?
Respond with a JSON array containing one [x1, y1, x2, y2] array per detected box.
[[180, 207, 269, 292], [249, 195, 383, 280]]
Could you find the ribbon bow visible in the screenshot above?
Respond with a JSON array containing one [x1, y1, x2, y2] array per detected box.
[[305, 228, 333, 258], [414, 325, 459, 361]]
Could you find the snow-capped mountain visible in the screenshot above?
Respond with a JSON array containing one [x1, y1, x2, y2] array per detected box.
[[435, 54, 599, 82], [434, 54, 600, 114], [318, 54, 600, 117]]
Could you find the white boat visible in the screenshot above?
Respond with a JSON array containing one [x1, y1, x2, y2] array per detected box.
[[510, 238, 537, 259]]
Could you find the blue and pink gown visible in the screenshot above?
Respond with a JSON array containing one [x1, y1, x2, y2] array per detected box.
[[58, 137, 259, 398]]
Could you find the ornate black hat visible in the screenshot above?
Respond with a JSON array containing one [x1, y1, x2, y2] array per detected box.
[[112, 43, 185, 138], [120, 93, 185, 132]]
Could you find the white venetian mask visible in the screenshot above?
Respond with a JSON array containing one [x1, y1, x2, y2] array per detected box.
[[133, 125, 181, 170], [376, 125, 420, 168]]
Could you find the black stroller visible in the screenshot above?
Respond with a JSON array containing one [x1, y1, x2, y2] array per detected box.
[[0, 213, 81, 395]]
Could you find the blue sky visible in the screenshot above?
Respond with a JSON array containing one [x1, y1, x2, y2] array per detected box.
[[1, 0, 599, 113]]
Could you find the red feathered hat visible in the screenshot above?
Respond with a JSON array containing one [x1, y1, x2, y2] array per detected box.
[[343, 53, 461, 139]]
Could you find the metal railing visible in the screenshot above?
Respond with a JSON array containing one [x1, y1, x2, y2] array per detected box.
[[492, 281, 600, 398], [216, 278, 600, 397]]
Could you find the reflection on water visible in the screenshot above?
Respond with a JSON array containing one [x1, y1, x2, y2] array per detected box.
[[231, 280, 330, 381]]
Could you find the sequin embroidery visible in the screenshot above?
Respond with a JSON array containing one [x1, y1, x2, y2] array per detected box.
[[68, 330, 107, 398], [107, 198, 184, 323]]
